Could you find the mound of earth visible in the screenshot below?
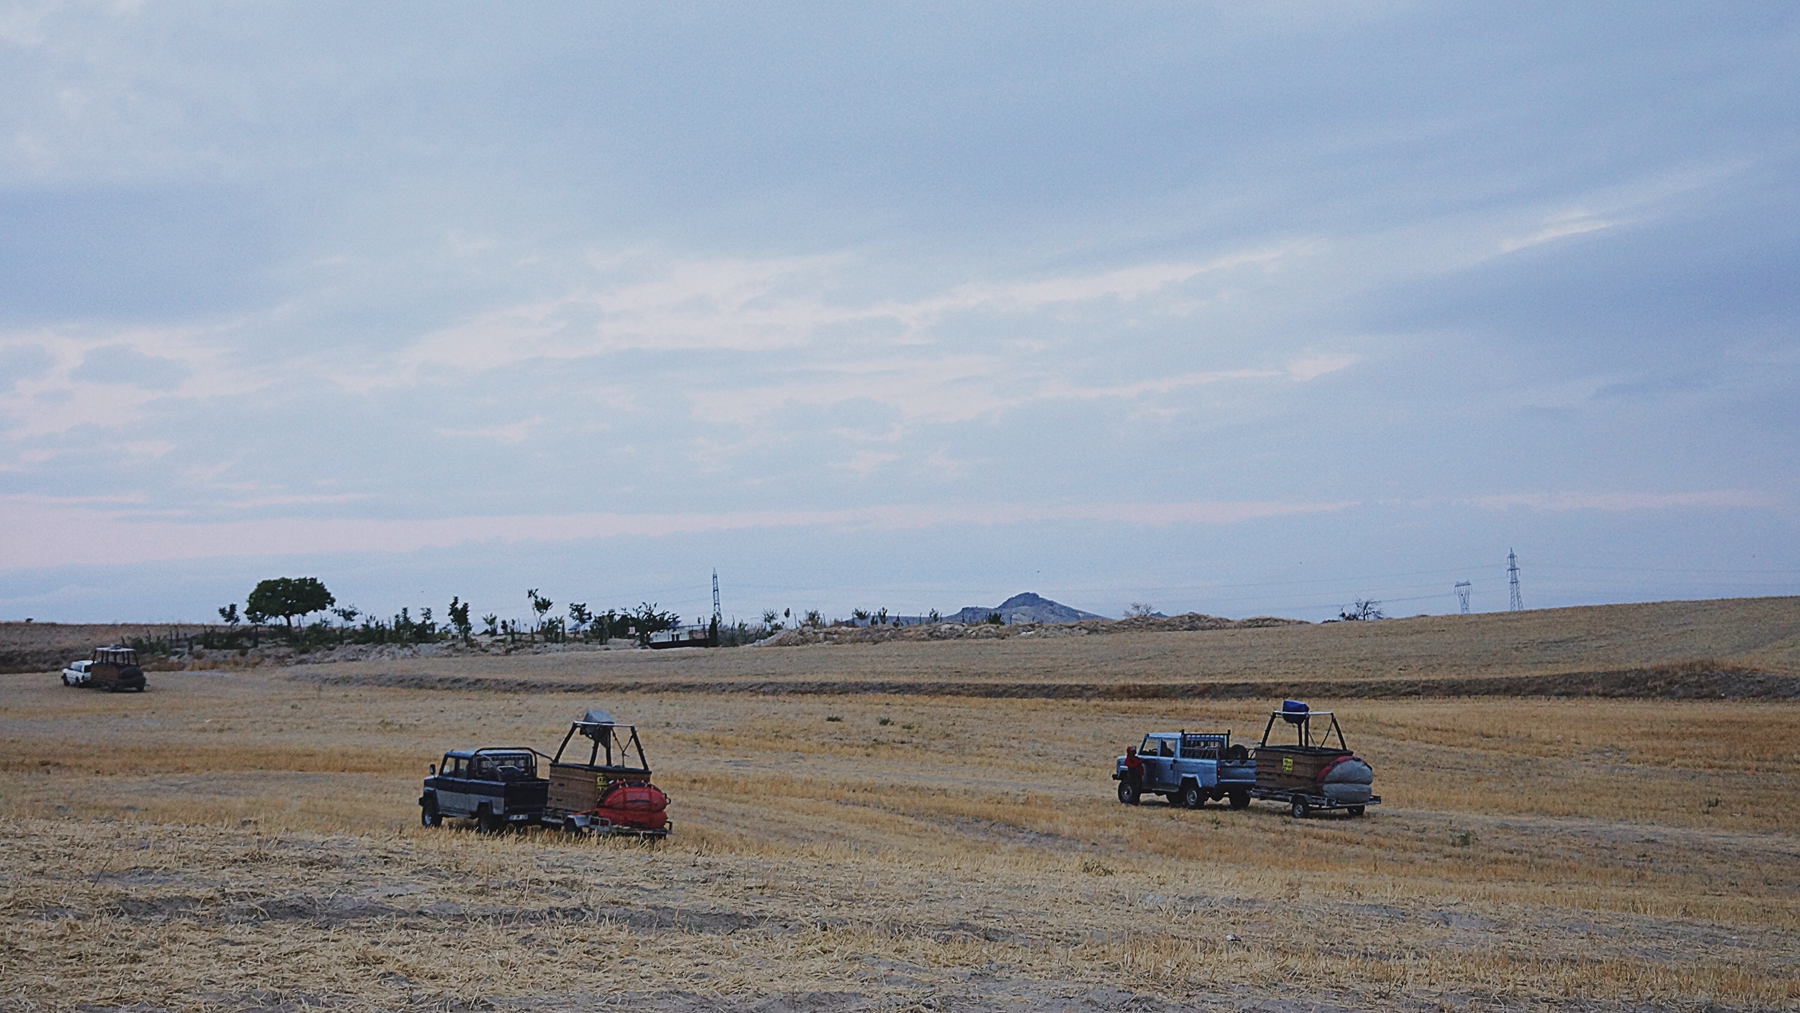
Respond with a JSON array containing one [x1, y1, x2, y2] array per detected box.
[[760, 612, 1305, 647]]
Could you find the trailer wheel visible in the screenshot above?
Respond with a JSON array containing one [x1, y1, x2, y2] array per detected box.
[[1180, 783, 1203, 809], [1348, 805, 1365, 817], [1117, 781, 1140, 805], [1228, 791, 1249, 810], [1290, 797, 1309, 819]]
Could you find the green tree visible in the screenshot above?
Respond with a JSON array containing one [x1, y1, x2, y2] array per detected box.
[[526, 588, 553, 638], [246, 577, 335, 628], [627, 602, 680, 643], [448, 597, 473, 643], [217, 604, 240, 627]]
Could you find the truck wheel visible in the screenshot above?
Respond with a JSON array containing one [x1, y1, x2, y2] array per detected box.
[[1180, 783, 1203, 809], [1290, 797, 1309, 819], [1228, 791, 1249, 810], [420, 798, 441, 827], [1117, 781, 1141, 805], [475, 807, 503, 834], [1348, 805, 1365, 817]]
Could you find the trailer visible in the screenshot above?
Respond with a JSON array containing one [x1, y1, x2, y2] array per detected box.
[[543, 710, 671, 838], [62, 646, 146, 692], [1250, 701, 1378, 818]]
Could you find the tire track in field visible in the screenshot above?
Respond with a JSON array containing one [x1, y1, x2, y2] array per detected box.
[[291, 660, 1799, 700]]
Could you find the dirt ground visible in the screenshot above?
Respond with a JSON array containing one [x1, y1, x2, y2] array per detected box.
[[3, 621, 1798, 1013]]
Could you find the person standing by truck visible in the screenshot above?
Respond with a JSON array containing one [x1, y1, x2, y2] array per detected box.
[[1118, 746, 1145, 803]]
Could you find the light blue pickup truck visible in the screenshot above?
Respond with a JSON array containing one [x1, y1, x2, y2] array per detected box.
[[1113, 731, 1256, 809]]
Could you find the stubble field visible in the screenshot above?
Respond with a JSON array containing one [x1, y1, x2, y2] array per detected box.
[[3, 598, 1799, 1012]]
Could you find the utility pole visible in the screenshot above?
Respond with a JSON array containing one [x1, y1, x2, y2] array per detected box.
[[1507, 550, 1522, 612], [1454, 581, 1471, 615]]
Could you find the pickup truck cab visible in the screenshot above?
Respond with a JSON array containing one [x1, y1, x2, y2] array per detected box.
[[61, 660, 93, 686], [1114, 731, 1254, 809], [419, 748, 549, 833]]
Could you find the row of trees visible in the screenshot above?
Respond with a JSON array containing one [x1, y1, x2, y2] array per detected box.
[[203, 576, 1011, 652], [208, 578, 688, 649], [756, 606, 950, 630]]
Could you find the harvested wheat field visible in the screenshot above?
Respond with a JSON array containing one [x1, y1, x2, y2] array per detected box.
[[4, 599, 1800, 1012]]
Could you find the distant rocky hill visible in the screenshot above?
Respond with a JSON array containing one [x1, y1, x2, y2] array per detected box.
[[950, 592, 1107, 625]]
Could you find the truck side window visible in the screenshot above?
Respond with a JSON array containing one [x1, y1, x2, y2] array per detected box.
[[1160, 740, 1174, 757]]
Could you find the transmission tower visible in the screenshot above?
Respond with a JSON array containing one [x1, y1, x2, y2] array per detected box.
[[1507, 550, 1522, 612], [1454, 581, 1471, 615], [707, 568, 723, 646]]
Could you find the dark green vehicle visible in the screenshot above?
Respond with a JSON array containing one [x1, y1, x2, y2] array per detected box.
[[418, 747, 549, 833]]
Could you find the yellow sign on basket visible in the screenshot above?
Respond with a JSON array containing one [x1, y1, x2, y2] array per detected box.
[[1281, 755, 1294, 774]]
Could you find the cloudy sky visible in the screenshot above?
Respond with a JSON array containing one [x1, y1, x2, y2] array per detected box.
[[2, 2, 1797, 624]]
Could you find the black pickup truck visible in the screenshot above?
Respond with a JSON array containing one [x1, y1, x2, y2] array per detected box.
[[419, 747, 549, 833]]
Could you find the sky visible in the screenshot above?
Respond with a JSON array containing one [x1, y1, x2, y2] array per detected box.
[[2, 2, 1798, 625]]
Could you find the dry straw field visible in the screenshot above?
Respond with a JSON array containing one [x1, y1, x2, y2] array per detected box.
[[3, 597, 1799, 1012]]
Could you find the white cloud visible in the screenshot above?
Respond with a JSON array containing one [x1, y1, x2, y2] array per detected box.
[[0, 323, 269, 441], [1463, 490, 1778, 511], [1285, 354, 1358, 382], [1500, 211, 1615, 254], [435, 416, 545, 445], [0, 496, 1357, 568], [384, 245, 1307, 380]]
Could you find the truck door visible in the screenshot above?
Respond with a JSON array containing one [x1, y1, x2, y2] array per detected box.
[[438, 757, 472, 816], [1139, 736, 1173, 790]]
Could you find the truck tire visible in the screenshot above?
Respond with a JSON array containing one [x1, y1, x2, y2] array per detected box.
[[1117, 781, 1141, 805], [1348, 805, 1365, 817], [420, 797, 441, 827], [1180, 783, 1203, 809], [1290, 797, 1309, 819], [1228, 790, 1249, 810], [475, 806, 503, 834]]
